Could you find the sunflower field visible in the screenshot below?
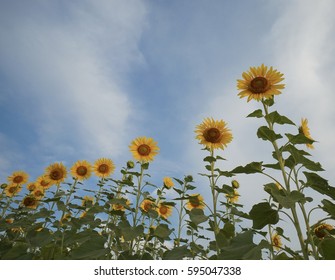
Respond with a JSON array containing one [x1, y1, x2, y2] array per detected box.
[[1, 65, 335, 260]]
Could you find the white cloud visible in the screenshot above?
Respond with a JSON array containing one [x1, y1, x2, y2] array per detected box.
[[0, 1, 147, 167]]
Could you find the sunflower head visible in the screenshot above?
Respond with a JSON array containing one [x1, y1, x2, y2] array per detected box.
[[26, 182, 37, 192], [93, 158, 115, 178], [299, 118, 314, 149], [163, 177, 174, 189], [36, 175, 53, 189], [4, 184, 22, 197], [7, 171, 29, 185], [271, 233, 282, 251], [195, 118, 233, 151], [314, 223, 334, 239], [82, 196, 95, 208], [226, 189, 239, 204], [45, 163, 67, 185], [186, 194, 205, 210], [22, 195, 39, 209], [237, 64, 285, 102], [140, 199, 155, 212], [33, 186, 45, 199], [129, 136, 159, 162], [157, 203, 173, 219], [71, 160, 92, 181]]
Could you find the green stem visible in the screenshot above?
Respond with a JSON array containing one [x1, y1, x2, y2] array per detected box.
[[209, 149, 220, 256], [133, 164, 145, 227], [262, 100, 308, 259]]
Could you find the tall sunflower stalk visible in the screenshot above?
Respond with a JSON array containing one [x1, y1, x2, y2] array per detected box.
[[195, 117, 233, 256]]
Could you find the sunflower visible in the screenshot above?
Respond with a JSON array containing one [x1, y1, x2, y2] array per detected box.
[[70, 160, 92, 181], [26, 182, 37, 192], [93, 158, 115, 178], [33, 186, 45, 199], [157, 203, 173, 219], [7, 171, 29, 185], [45, 163, 67, 185], [4, 184, 22, 197], [112, 199, 130, 211], [22, 195, 39, 209], [36, 175, 53, 189], [195, 118, 233, 150], [314, 223, 334, 239], [271, 233, 282, 251], [186, 194, 205, 210], [82, 196, 95, 208], [299, 118, 314, 149], [163, 177, 174, 189], [237, 64, 285, 102], [226, 190, 239, 204], [129, 136, 159, 162], [140, 199, 155, 212]]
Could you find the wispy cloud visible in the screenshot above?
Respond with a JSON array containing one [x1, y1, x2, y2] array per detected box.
[[0, 1, 147, 172]]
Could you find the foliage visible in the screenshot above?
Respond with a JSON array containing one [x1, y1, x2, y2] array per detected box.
[[1, 65, 334, 259]]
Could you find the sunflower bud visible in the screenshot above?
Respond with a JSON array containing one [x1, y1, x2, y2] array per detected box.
[[232, 180, 240, 189], [126, 160, 135, 169]]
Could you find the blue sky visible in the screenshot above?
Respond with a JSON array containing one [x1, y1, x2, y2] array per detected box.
[[1, 0, 335, 222]]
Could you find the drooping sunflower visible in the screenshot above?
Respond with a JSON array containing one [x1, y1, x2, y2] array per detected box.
[[71, 160, 92, 181], [157, 203, 173, 219], [237, 64, 285, 102], [112, 198, 131, 212], [186, 194, 205, 210], [36, 175, 53, 189], [4, 184, 22, 197], [271, 233, 282, 251], [299, 118, 314, 149], [7, 171, 29, 185], [195, 118, 233, 151], [129, 136, 159, 162], [163, 177, 174, 189], [22, 195, 39, 209], [314, 223, 334, 239], [140, 199, 155, 212], [45, 162, 67, 185], [93, 158, 115, 178]]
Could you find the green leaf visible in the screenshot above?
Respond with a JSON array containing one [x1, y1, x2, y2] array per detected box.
[[154, 224, 173, 239], [163, 245, 191, 260], [265, 111, 295, 126], [218, 230, 261, 260], [249, 202, 279, 229], [322, 199, 335, 218], [304, 172, 335, 200], [285, 133, 315, 146], [320, 238, 335, 259], [247, 109, 263, 118], [189, 209, 208, 225], [71, 234, 108, 259], [0, 242, 30, 260], [231, 162, 263, 174], [257, 126, 282, 142], [203, 156, 216, 163]]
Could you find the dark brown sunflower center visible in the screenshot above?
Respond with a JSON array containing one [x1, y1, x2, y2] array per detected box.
[[40, 180, 49, 187], [137, 144, 151, 156], [24, 197, 36, 207], [249, 77, 269, 93], [9, 186, 17, 193], [189, 197, 200, 207], [204, 128, 222, 143], [35, 190, 43, 197], [144, 202, 152, 212], [13, 176, 24, 184], [76, 166, 88, 176], [50, 169, 63, 180], [159, 205, 168, 215], [98, 164, 109, 174]]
